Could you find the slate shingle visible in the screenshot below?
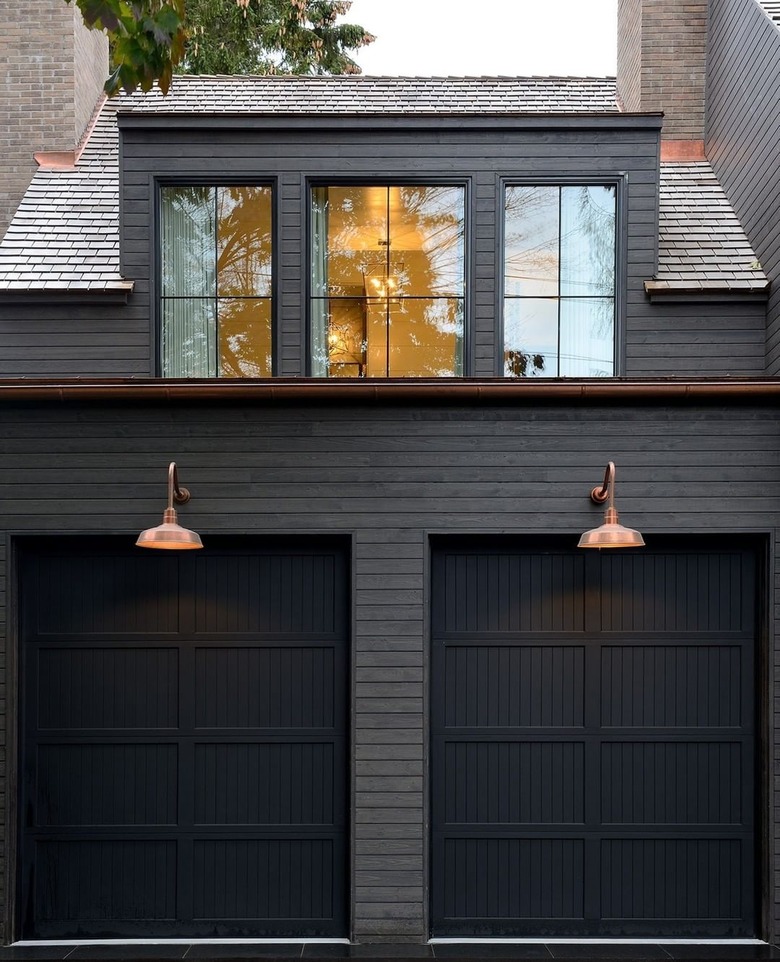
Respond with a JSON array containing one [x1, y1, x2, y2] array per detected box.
[[647, 162, 770, 295], [117, 74, 621, 115]]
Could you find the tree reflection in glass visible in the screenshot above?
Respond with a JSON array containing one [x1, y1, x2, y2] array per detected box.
[[504, 185, 616, 377], [161, 185, 272, 377], [311, 185, 465, 377]]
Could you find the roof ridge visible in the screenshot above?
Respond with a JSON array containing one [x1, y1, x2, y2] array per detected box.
[[157, 73, 616, 82]]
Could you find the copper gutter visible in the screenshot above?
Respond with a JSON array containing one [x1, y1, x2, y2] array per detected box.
[[0, 378, 780, 404]]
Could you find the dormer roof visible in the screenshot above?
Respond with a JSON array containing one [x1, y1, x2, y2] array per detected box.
[[117, 74, 621, 115]]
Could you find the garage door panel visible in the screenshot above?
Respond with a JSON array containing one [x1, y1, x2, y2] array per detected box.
[[193, 553, 338, 636], [444, 646, 585, 728], [193, 742, 335, 825], [38, 647, 179, 730], [432, 542, 756, 937], [442, 838, 585, 921], [600, 552, 752, 633], [33, 554, 180, 638], [437, 552, 586, 635], [601, 742, 743, 825], [600, 645, 742, 728], [36, 744, 178, 826], [21, 540, 348, 939], [192, 838, 334, 921], [600, 839, 743, 920], [194, 646, 335, 729], [444, 742, 585, 824], [35, 839, 178, 923]]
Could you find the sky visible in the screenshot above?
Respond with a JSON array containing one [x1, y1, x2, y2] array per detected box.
[[345, 0, 618, 77]]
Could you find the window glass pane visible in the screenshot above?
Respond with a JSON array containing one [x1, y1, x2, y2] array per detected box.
[[504, 186, 559, 297], [328, 298, 367, 377], [311, 184, 466, 377], [559, 297, 614, 376], [162, 184, 273, 379], [316, 186, 389, 297], [504, 298, 558, 377], [161, 187, 215, 296], [311, 187, 330, 300], [390, 186, 464, 297], [560, 185, 616, 297], [217, 186, 272, 297], [374, 298, 463, 378], [162, 299, 216, 377], [309, 299, 367, 377], [218, 298, 272, 377]]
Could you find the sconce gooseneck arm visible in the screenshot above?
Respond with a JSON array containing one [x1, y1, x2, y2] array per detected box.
[[590, 461, 616, 507], [168, 461, 191, 509]]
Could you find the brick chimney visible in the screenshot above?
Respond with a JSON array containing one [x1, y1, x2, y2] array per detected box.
[[617, 0, 709, 158], [0, 0, 108, 239]]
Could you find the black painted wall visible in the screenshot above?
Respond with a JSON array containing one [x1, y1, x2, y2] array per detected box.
[[0, 397, 778, 941]]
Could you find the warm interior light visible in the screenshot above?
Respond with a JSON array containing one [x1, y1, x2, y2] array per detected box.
[[366, 271, 399, 299], [136, 462, 203, 550], [578, 461, 645, 549]]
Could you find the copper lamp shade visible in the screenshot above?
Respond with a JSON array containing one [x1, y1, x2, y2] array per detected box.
[[578, 462, 645, 549], [136, 462, 203, 550]]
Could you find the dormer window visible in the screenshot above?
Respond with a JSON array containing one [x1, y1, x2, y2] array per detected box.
[[160, 185, 273, 377], [503, 184, 616, 377], [309, 185, 466, 377]]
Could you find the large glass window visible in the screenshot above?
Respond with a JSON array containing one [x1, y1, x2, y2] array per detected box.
[[160, 185, 272, 377], [311, 185, 465, 377], [504, 185, 616, 377]]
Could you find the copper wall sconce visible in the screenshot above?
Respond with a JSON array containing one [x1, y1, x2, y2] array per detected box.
[[578, 461, 645, 549], [136, 462, 203, 550]]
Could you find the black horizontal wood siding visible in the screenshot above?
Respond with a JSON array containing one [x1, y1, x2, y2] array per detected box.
[[706, 0, 780, 372], [0, 117, 767, 377], [0, 398, 776, 942]]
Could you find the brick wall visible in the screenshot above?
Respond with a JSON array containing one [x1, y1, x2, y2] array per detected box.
[[617, 0, 709, 140], [0, 0, 107, 239], [617, 0, 642, 111]]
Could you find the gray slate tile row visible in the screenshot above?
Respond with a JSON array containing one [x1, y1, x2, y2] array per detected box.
[[649, 162, 770, 293]]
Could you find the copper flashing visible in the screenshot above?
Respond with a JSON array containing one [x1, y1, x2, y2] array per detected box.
[[33, 151, 77, 170], [0, 378, 779, 405], [660, 140, 706, 161]]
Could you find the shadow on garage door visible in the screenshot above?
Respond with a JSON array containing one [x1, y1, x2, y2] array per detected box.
[[18, 537, 349, 940]]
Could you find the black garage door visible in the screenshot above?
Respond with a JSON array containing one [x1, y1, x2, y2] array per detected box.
[[431, 540, 756, 937], [19, 539, 348, 940]]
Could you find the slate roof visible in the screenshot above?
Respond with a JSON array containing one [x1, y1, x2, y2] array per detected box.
[[117, 74, 621, 115], [647, 163, 770, 295], [0, 79, 768, 298], [0, 99, 130, 294]]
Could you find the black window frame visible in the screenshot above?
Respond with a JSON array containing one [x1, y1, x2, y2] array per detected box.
[[304, 176, 474, 379], [497, 175, 627, 378], [154, 177, 279, 379]]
